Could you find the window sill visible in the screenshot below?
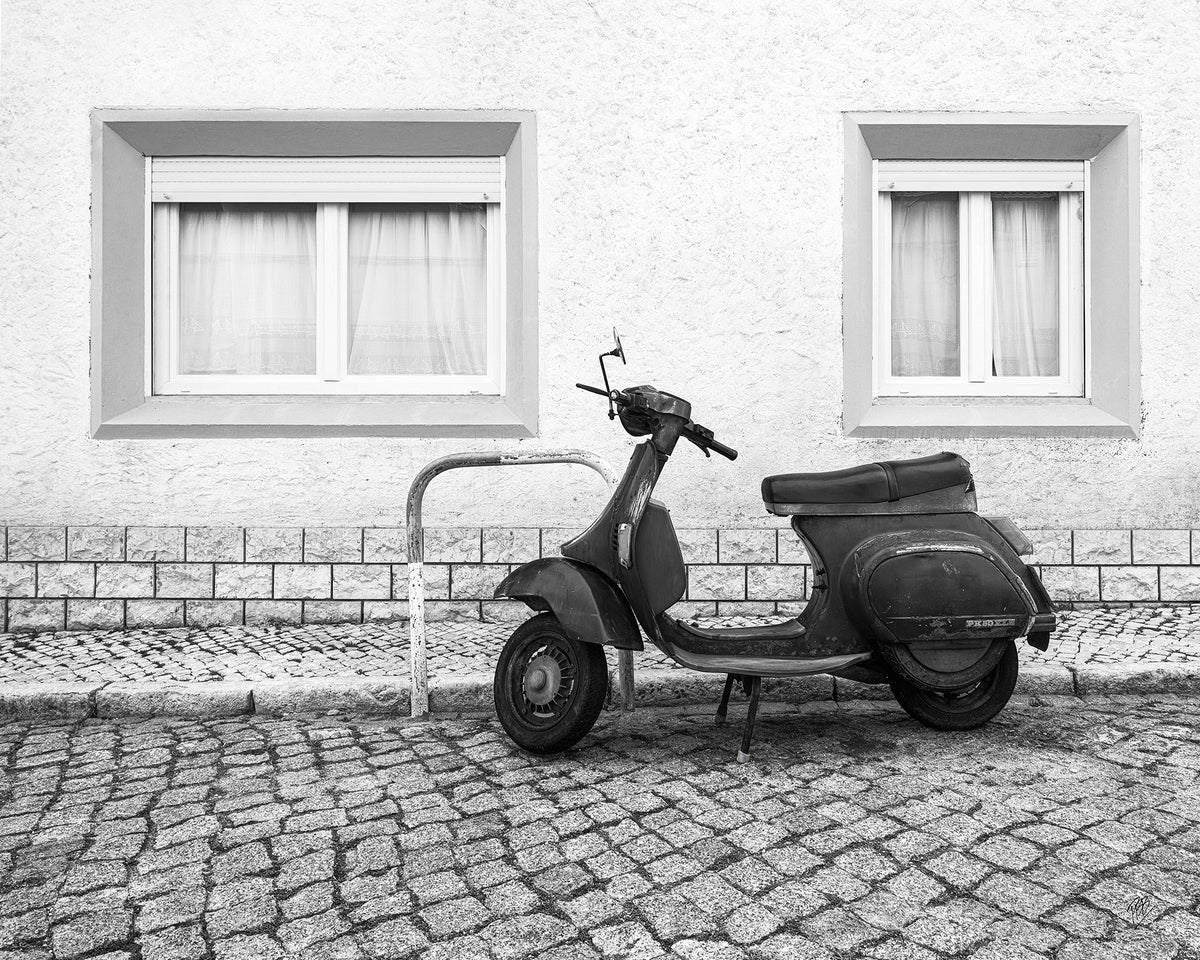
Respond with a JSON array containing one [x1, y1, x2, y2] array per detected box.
[[92, 394, 537, 439], [845, 398, 1138, 438]]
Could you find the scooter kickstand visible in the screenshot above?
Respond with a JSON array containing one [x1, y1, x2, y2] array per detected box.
[[715, 674, 736, 725], [736, 676, 762, 763]]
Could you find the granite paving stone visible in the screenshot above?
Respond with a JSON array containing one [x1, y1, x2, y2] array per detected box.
[[0, 696, 1189, 956], [1, 601, 1200, 953]]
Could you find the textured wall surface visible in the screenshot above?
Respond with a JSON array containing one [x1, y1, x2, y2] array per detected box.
[[3, 524, 1199, 632], [1, 0, 1198, 529]]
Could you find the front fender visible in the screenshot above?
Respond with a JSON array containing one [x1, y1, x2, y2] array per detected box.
[[494, 558, 644, 651]]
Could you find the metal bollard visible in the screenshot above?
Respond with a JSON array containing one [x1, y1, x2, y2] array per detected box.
[[405, 450, 627, 718]]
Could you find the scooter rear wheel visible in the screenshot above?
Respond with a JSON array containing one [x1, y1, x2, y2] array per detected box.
[[889, 639, 1018, 731], [493, 613, 608, 755]]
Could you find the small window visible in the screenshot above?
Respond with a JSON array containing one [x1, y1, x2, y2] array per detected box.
[[874, 161, 1085, 398], [150, 158, 503, 396]]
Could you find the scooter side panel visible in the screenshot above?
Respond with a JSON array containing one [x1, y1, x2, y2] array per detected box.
[[790, 512, 1055, 654], [494, 558, 644, 651], [863, 547, 1030, 643]]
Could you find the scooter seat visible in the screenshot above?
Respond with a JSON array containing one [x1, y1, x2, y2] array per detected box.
[[762, 452, 973, 515]]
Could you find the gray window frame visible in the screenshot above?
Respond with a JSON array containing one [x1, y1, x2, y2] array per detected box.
[[91, 109, 538, 438], [843, 112, 1140, 438]]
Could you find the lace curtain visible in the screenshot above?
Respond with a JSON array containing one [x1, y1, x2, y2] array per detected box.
[[890, 192, 1061, 380], [178, 204, 317, 375], [992, 195, 1060, 377], [176, 202, 488, 378], [348, 204, 488, 376], [890, 193, 960, 377]]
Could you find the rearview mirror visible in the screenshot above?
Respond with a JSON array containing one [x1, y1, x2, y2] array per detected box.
[[611, 327, 626, 364]]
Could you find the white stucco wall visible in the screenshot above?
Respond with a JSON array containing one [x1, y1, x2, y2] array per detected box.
[[1, 0, 1198, 529]]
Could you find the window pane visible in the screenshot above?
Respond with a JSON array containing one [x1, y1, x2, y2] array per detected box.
[[348, 204, 488, 376], [992, 193, 1060, 377], [891, 193, 960, 377], [178, 204, 317, 375]]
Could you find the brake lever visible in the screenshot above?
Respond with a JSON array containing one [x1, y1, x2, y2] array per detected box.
[[684, 428, 712, 457]]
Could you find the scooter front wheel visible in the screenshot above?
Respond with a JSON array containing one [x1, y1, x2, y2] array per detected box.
[[493, 613, 609, 755], [889, 639, 1018, 731]]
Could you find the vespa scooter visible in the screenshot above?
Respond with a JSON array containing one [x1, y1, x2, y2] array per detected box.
[[493, 333, 1057, 760]]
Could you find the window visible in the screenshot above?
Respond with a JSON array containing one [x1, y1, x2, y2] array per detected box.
[[842, 113, 1139, 438], [90, 111, 537, 438], [875, 161, 1085, 398], [150, 158, 503, 396]]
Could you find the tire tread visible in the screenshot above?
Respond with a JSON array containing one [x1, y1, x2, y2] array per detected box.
[[493, 613, 608, 755], [889, 640, 1018, 731]]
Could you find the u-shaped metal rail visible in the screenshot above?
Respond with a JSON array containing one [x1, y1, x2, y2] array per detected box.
[[405, 450, 627, 718]]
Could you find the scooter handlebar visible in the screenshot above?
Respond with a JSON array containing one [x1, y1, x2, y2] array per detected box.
[[576, 382, 610, 397], [685, 422, 738, 461], [706, 436, 739, 461], [579, 381, 736, 459]]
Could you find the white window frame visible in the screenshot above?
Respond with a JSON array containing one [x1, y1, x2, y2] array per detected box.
[[148, 157, 506, 397], [872, 160, 1087, 399]]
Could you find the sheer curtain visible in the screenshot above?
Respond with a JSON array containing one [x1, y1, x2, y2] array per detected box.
[[347, 204, 488, 376], [178, 204, 317, 375], [890, 193, 960, 377], [992, 194, 1060, 377]]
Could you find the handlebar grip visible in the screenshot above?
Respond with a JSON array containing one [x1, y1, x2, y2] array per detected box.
[[708, 438, 738, 461], [576, 382, 609, 397], [687, 422, 738, 461]]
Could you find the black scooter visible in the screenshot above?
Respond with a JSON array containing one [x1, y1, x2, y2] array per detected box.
[[493, 333, 1057, 760]]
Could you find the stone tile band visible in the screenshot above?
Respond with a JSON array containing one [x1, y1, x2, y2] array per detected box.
[[2, 526, 1199, 632]]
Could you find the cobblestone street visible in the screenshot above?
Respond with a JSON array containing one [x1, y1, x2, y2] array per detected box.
[[1, 696, 1198, 959]]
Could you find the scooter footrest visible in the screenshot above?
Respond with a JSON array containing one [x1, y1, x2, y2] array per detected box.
[[676, 618, 806, 642]]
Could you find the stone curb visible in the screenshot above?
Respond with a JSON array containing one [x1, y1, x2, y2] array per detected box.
[[95, 682, 255, 719], [0, 662, 1195, 720], [0, 682, 98, 719], [1070, 661, 1200, 696], [255, 675, 410, 716], [429, 674, 493, 713]]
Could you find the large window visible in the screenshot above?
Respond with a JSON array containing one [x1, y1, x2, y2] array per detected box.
[[842, 113, 1139, 439], [90, 111, 536, 439], [150, 158, 503, 396], [875, 161, 1085, 398]]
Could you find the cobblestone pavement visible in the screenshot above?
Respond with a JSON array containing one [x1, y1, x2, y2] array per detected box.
[[1, 696, 1198, 959], [2, 607, 1199, 686]]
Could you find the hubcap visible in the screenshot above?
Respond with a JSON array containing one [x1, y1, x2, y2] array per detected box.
[[523, 653, 564, 707]]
